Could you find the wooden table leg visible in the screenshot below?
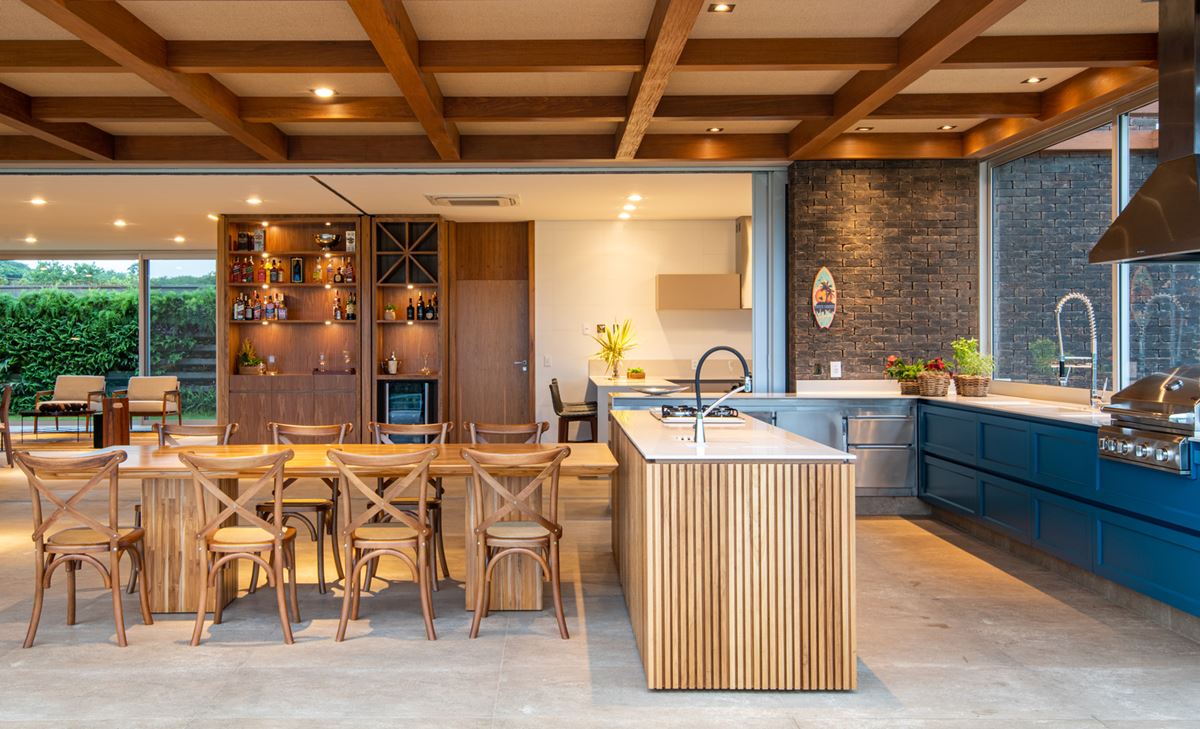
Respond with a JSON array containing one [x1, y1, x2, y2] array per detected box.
[[140, 477, 238, 614], [464, 475, 544, 611]]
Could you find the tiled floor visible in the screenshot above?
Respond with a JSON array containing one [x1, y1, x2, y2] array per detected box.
[[0, 461, 1198, 728]]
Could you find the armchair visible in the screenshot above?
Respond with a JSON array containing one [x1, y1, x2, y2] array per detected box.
[[117, 376, 182, 425]]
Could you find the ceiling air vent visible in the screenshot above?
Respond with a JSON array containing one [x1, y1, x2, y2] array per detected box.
[[424, 194, 520, 208]]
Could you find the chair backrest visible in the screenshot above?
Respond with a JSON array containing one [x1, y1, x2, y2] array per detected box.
[[269, 421, 352, 445], [462, 447, 570, 538], [328, 448, 438, 538], [178, 450, 293, 542], [0, 384, 11, 428], [14, 450, 128, 548], [370, 421, 452, 445], [467, 421, 549, 444], [154, 422, 238, 447], [52, 375, 105, 401], [127, 375, 179, 400], [549, 378, 565, 415]]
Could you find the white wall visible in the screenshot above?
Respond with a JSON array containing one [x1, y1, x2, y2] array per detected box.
[[534, 220, 752, 432]]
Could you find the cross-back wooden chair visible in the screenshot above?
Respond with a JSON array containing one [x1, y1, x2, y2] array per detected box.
[[368, 421, 452, 587], [247, 421, 351, 595], [127, 422, 240, 594], [462, 446, 571, 639], [466, 421, 549, 445], [1, 384, 13, 468], [179, 449, 299, 646], [15, 450, 153, 648], [328, 448, 439, 642]]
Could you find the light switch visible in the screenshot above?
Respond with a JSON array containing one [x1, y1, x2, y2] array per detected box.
[[543, 356, 552, 367], [582, 324, 592, 335], [830, 361, 842, 379]]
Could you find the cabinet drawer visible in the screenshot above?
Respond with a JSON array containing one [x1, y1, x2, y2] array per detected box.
[[979, 473, 1032, 543], [1095, 508, 1200, 616], [1031, 423, 1098, 499], [920, 406, 978, 465], [978, 414, 1031, 480], [1032, 490, 1093, 570], [920, 455, 978, 515], [1097, 459, 1200, 534]]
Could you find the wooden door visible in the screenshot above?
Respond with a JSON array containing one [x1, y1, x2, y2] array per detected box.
[[450, 222, 533, 435]]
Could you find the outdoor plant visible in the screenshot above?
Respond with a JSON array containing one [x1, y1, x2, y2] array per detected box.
[[951, 337, 995, 377], [884, 355, 925, 381], [923, 357, 951, 376], [593, 319, 636, 376], [237, 339, 263, 368], [627, 367, 644, 374]]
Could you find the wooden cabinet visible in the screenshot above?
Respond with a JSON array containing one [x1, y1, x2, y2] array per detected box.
[[226, 374, 356, 443]]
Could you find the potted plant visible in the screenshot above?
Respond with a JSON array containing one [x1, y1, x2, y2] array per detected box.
[[593, 319, 636, 379], [884, 355, 925, 395], [918, 356, 951, 397], [626, 366, 646, 380], [951, 337, 995, 397], [237, 339, 264, 375], [383, 303, 397, 321]]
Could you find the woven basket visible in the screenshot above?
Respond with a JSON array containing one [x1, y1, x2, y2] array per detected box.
[[955, 375, 991, 397], [898, 379, 920, 396], [918, 372, 951, 397]]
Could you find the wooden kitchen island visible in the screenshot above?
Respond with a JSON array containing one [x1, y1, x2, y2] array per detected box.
[[609, 409, 856, 691]]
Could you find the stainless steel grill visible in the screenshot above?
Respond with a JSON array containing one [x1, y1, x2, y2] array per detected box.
[[1099, 366, 1200, 474]]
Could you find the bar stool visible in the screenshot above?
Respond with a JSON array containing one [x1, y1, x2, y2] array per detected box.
[[466, 420, 549, 444], [368, 421, 452, 588], [248, 422, 350, 594], [15, 450, 153, 648], [463, 447, 571, 639], [328, 448, 439, 641], [128, 422, 239, 593], [179, 449, 299, 645], [549, 378, 597, 443]]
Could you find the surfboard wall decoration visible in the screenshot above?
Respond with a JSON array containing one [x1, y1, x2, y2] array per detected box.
[[812, 266, 837, 330]]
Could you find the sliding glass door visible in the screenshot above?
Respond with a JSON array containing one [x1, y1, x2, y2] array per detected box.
[[146, 259, 217, 423]]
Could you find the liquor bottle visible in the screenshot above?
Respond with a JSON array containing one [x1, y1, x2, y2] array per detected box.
[[268, 258, 278, 283], [313, 259, 323, 283], [333, 266, 344, 284], [425, 297, 435, 320], [325, 258, 334, 282], [406, 298, 415, 320], [416, 294, 425, 320], [232, 294, 242, 321], [229, 257, 238, 283], [345, 293, 356, 321], [252, 292, 262, 320], [431, 293, 438, 319], [290, 257, 303, 284], [255, 259, 265, 283], [253, 228, 265, 252], [344, 258, 355, 283], [333, 294, 343, 321], [277, 294, 288, 320], [265, 294, 276, 320]]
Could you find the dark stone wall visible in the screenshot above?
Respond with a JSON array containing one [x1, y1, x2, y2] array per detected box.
[[787, 160, 979, 382]]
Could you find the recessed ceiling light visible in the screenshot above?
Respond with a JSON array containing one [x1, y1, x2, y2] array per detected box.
[[708, 3, 735, 12], [324, 221, 332, 226], [207, 213, 219, 221], [626, 194, 642, 202], [24, 235, 37, 243], [113, 219, 127, 227], [937, 125, 958, 131], [1022, 76, 1047, 85], [855, 126, 874, 132], [245, 196, 262, 205], [618, 212, 631, 220], [261, 221, 269, 227], [311, 87, 336, 98], [623, 203, 637, 211], [173, 235, 186, 243], [29, 197, 47, 206], [706, 127, 724, 133]]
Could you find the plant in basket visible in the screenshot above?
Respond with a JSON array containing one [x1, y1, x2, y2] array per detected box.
[[884, 355, 925, 395], [918, 356, 951, 397], [237, 339, 265, 375], [951, 337, 995, 397]]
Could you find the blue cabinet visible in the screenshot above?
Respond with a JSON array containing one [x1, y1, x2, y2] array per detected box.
[[1097, 459, 1200, 535], [920, 406, 977, 465], [978, 414, 1031, 480], [920, 454, 978, 515], [979, 472, 1032, 543], [1030, 422, 1098, 499], [1095, 507, 1200, 616], [1032, 489, 1093, 569]]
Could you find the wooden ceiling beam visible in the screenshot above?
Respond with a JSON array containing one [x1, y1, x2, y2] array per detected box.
[[421, 40, 644, 73], [615, 0, 706, 160], [242, 97, 415, 123], [32, 96, 197, 121], [872, 92, 1041, 119], [20, 0, 287, 161], [944, 33, 1158, 69], [963, 66, 1158, 158], [0, 81, 113, 160], [0, 135, 88, 161], [787, 0, 1027, 159], [655, 94, 833, 120], [445, 96, 628, 122], [677, 38, 897, 71], [346, 0, 460, 160], [808, 132, 964, 159], [168, 41, 383, 73]]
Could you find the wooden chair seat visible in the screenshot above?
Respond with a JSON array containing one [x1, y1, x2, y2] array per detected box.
[[209, 525, 297, 551], [260, 497, 333, 509], [47, 526, 144, 549], [352, 523, 418, 546], [391, 495, 441, 507], [486, 521, 551, 541]]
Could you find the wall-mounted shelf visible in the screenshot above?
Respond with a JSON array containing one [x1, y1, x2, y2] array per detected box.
[[229, 319, 357, 325], [230, 282, 357, 288]]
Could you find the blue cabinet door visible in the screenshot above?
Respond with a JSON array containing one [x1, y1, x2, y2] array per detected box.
[[1031, 422, 1098, 500], [920, 406, 978, 465], [1095, 507, 1200, 617], [1097, 459, 1200, 534], [920, 454, 978, 515], [1032, 489, 1093, 569], [978, 414, 1031, 480], [979, 472, 1032, 543]]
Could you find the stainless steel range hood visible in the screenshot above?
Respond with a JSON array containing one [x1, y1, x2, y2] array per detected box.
[[1090, 0, 1200, 264]]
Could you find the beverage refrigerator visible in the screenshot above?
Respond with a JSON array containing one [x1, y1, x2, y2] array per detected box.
[[378, 381, 438, 443]]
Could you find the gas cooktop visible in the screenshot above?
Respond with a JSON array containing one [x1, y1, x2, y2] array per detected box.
[[651, 404, 744, 425]]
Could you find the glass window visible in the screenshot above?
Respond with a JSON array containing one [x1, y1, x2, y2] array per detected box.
[[991, 123, 1114, 386], [147, 259, 217, 422], [1122, 101, 1200, 380]]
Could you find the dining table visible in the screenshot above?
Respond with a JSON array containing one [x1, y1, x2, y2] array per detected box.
[[82, 442, 617, 614]]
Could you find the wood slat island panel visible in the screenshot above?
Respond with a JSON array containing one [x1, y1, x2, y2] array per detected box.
[[611, 422, 856, 690]]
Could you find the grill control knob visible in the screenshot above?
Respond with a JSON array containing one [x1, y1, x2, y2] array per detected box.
[[1155, 448, 1168, 462], [1120, 441, 1133, 455], [1135, 444, 1147, 458]]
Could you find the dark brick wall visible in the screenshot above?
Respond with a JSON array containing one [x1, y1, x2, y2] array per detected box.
[[788, 160, 979, 382]]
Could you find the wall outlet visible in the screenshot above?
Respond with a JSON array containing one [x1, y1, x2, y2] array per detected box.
[[581, 324, 592, 335], [830, 361, 843, 379], [543, 355, 552, 367]]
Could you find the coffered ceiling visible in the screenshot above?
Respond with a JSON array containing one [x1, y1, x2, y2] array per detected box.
[[0, 0, 1160, 166]]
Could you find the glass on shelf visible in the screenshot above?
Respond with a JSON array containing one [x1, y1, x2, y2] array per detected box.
[[266, 355, 278, 375], [317, 352, 327, 372]]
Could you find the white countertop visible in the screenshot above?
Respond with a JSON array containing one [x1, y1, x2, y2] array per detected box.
[[590, 375, 679, 390], [611, 409, 854, 463]]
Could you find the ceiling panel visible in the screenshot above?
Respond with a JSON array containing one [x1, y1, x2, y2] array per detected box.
[[92, 121, 226, 136], [851, 118, 984, 133], [405, 0, 655, 40], [456, 121, 620, 135], [212, 73, 404, 97], [666, 70, 854, 95], [0, 73, 165, 97], [0, 175, 356, 252], [0, 0, 78, 40], [437, 72, 634, 97], [903, 68, 1086, 94], [118, 1, 370, 40], [983, 0, 1157, 36], [647, 120, 797, 134], [691, 0, 937, 38], [275, 121, 427, 136]]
